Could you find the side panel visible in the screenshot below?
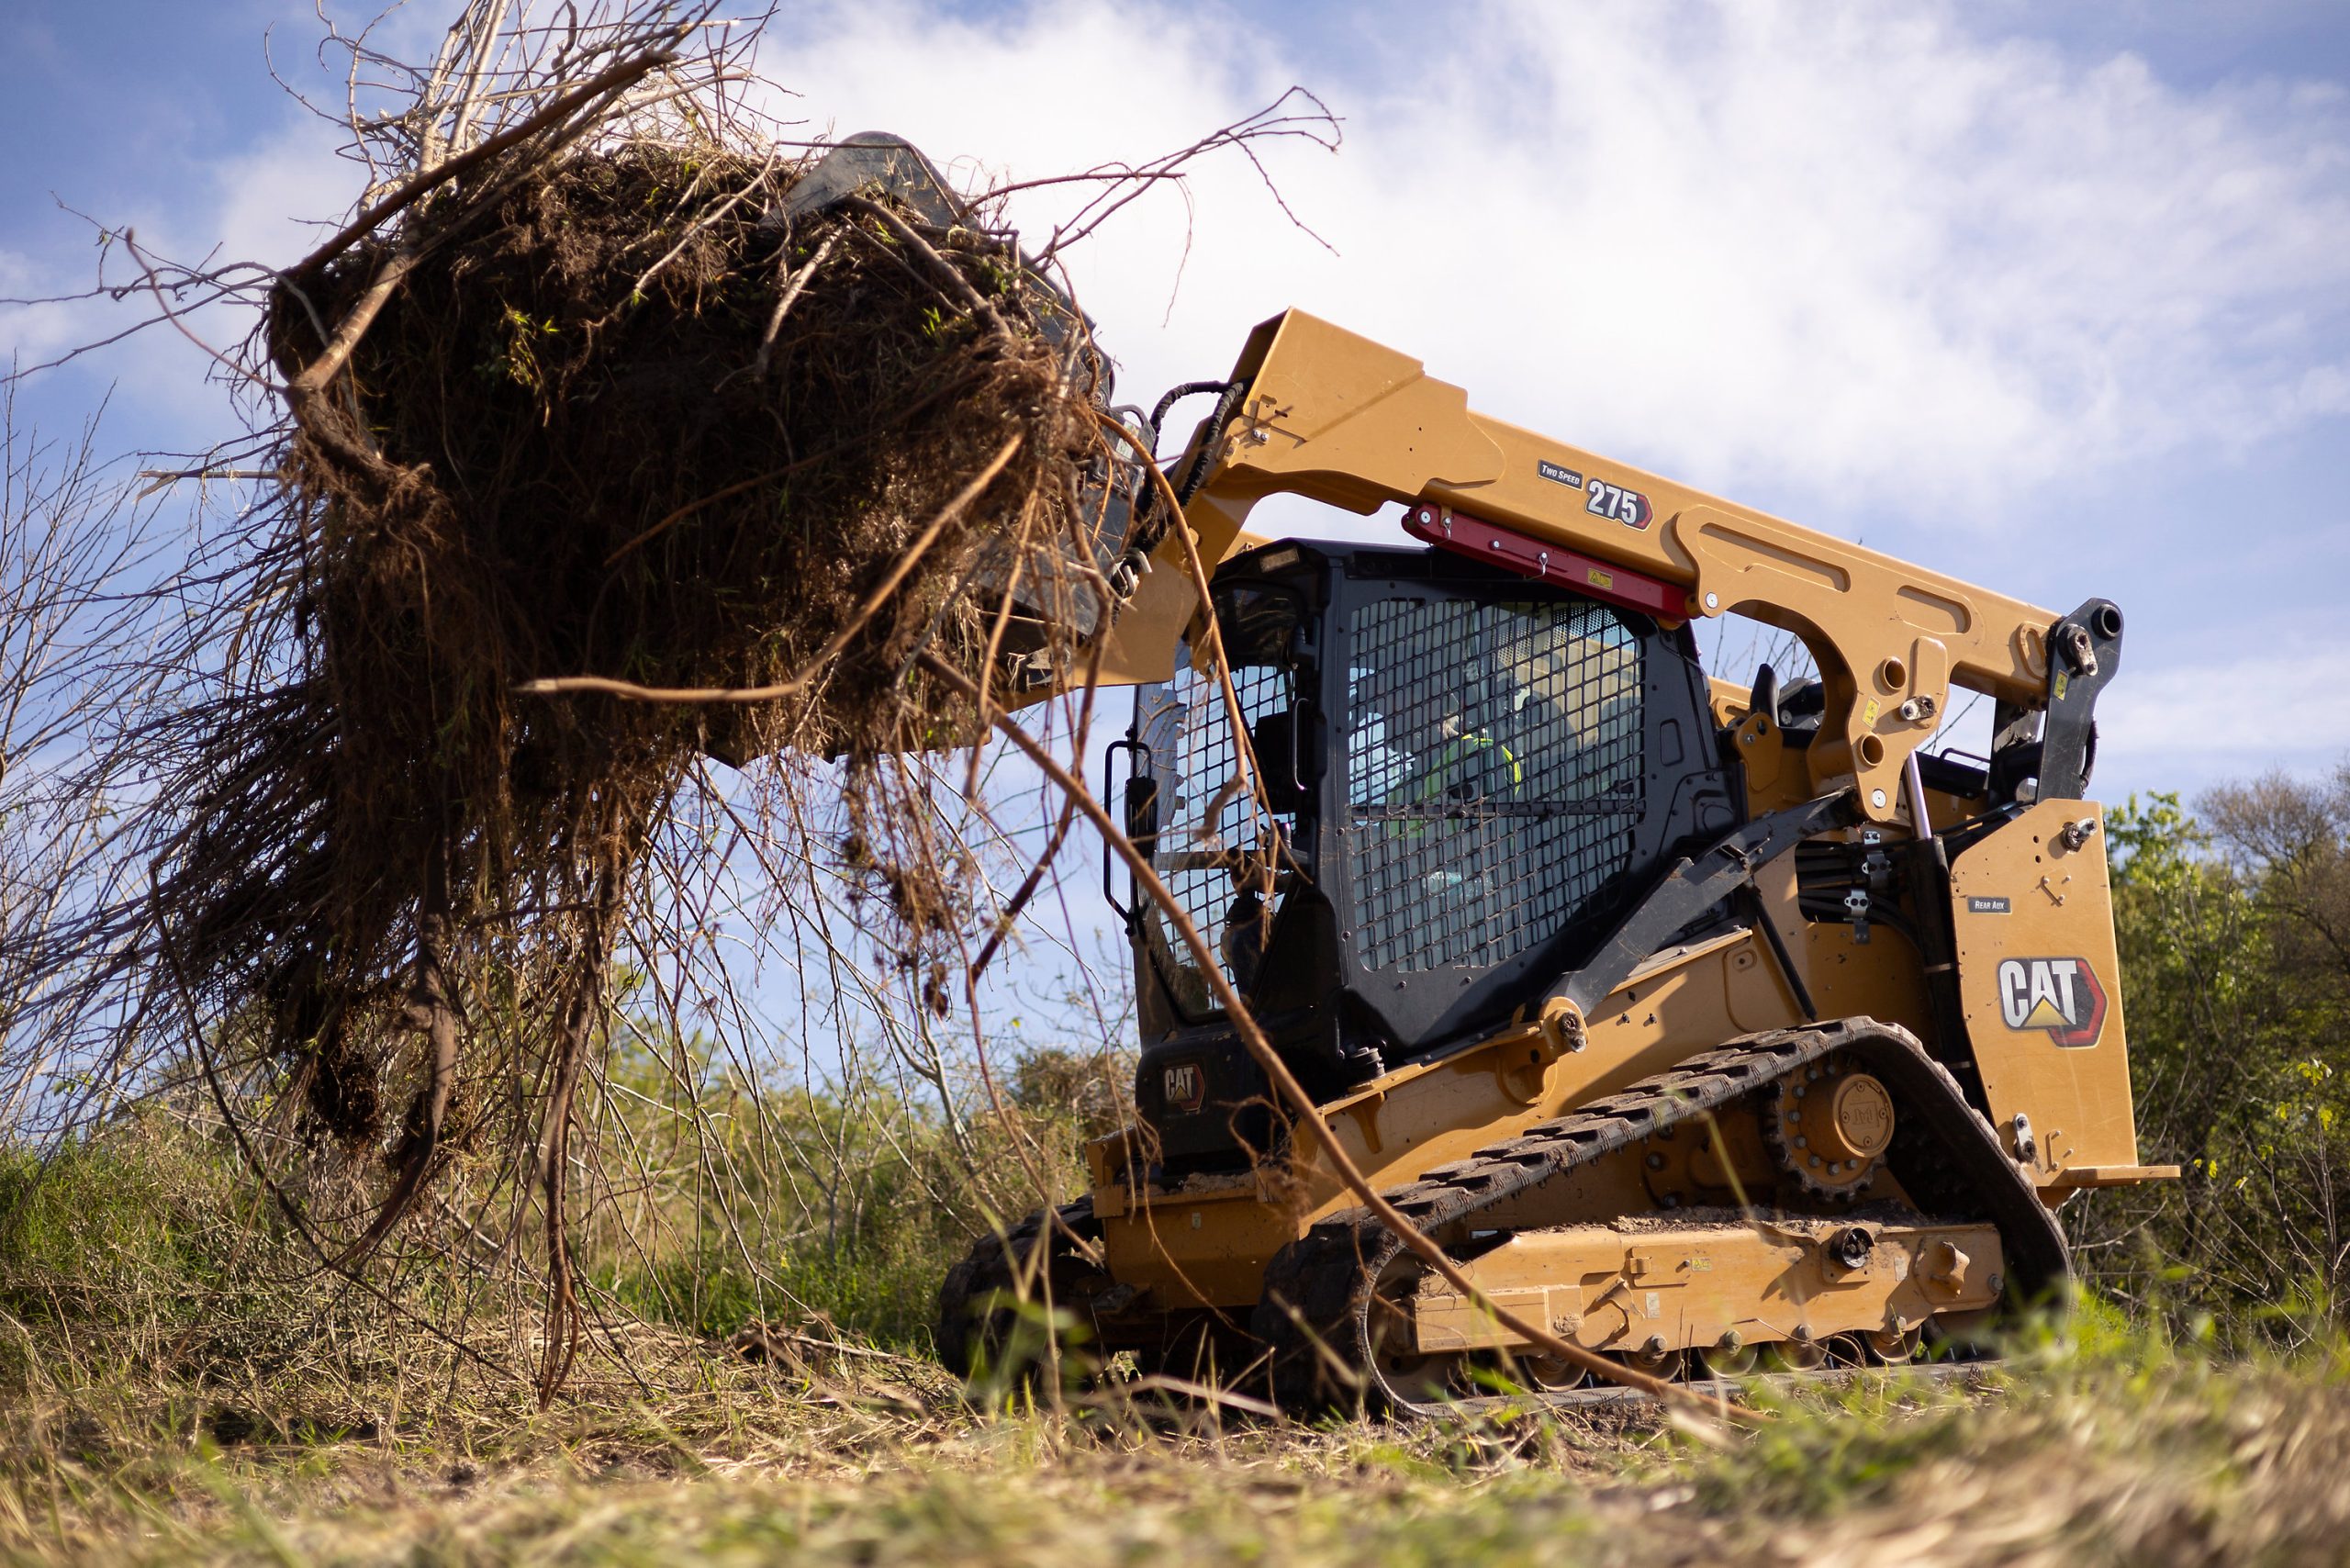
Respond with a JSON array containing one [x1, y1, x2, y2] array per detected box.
[[1948, 800, 2142, 1175]]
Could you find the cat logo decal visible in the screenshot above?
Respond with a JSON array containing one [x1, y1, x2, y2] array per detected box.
[[1163, 1061, 1206, 1113], [1996, 957, 2109, 1048]]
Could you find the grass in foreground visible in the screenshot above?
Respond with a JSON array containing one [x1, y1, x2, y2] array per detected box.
[[9, 1114, 2350, 1565], [6, 1323, 2350, 1567]]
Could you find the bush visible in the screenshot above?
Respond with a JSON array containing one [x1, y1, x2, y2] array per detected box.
[[2073, 774, 2350, 1339]]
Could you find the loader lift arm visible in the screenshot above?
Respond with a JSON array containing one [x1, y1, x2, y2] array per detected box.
[[1098, 309, 2115, 824]]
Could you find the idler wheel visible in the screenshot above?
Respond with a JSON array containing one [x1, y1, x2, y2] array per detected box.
[[1700, 1334, 1759, 1378], [1865, 1324, 1924, 1363], [1767, 1335, 1829, 1373], [1362, 1261, 1464, 1407], [1621, 1338, 1687, 1382], [1518, 1352, 1587, 1392]]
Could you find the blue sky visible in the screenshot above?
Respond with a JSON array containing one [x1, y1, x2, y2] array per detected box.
[[6, 0, 2348, 811], [4, 0, 2348, 811], [3, 0, 2346, 1106]]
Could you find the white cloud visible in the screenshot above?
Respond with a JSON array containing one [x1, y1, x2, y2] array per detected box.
[[0, 249, 99, 372], [758, 0, 2350, 524], [1, 111, 352, 444], [2099, 637, 2350, 778], [206, 118, 364, 274]]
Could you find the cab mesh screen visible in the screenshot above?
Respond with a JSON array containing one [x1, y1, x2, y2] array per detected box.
[[1134, 660, 1295, 1014], [1346, 597, 1643, 972]]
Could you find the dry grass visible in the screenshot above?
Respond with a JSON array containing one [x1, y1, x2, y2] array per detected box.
[[6, 1064, 2346, 1566], [6, 1333, 2349, 1567]]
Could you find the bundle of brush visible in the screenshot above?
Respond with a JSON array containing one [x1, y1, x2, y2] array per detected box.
[[129, 0, 1125, 1386]]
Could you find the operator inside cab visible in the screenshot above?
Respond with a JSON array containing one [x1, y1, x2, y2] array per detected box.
[[1404, 697, 1522, 808], [1217, 830, 1285, 992], [1361, 664, 1524, 813]]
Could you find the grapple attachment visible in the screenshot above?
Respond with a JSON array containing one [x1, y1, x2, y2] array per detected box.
[[781, 134, 1158, 676]]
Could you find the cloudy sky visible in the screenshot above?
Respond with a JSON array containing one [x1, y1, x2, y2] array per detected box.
[[5, 0, 2348, 806]]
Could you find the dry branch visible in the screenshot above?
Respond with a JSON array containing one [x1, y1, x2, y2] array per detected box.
[[6, 0, 1345, 1408]]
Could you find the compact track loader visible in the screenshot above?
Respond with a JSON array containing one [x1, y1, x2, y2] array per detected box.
[[796, 138, 2177, 1409], [926, 301, 2178, 1411]]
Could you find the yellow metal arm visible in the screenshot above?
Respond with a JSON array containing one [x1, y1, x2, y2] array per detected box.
[[1103, 309, 2061, 824]]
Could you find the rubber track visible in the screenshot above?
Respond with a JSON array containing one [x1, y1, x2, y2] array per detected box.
[[1249, 1017, 2068, 1411], [934, 1197, 1099, 1379]]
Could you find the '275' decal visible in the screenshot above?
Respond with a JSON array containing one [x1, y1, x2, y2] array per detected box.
[[1996, 957, 2109, 1048], [1537, 460, 1653, 529]]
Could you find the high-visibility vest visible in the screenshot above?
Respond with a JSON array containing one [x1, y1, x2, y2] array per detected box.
[[1391, 733, 1522, 823], [1403, 732, 1522, 808]]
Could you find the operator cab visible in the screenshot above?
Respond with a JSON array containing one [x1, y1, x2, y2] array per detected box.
[[1119, 538, 1740, 1175]]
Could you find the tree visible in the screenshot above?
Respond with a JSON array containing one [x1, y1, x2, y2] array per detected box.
[[2077, 785, 2350, 1335]]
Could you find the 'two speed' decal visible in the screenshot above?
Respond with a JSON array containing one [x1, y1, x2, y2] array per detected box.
[[1996, 957, 2109, 1048]]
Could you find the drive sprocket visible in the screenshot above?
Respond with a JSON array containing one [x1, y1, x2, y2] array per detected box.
[[1762, 1051, 1894, 1201]]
